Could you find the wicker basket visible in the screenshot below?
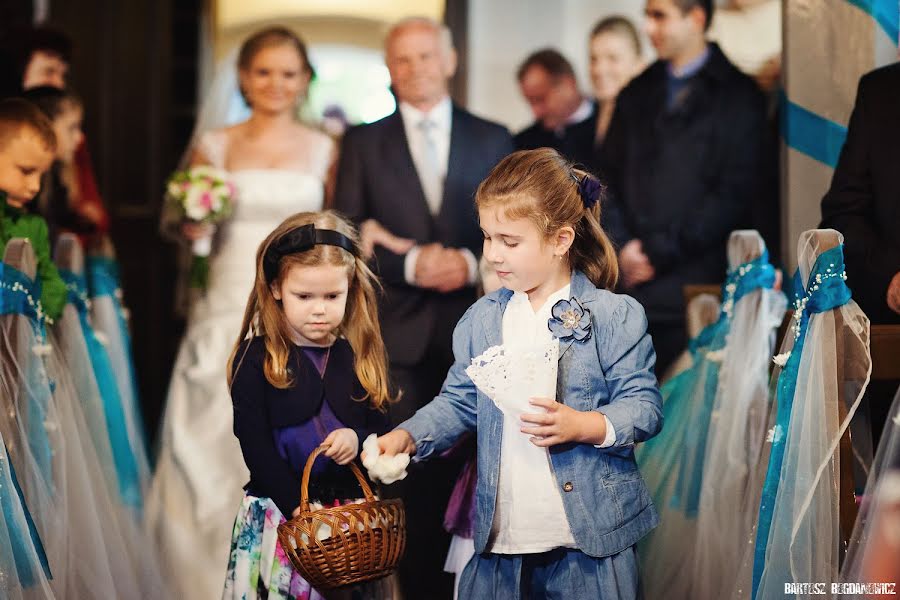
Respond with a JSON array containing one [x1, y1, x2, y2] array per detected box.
[[277, 444, 406, 590]]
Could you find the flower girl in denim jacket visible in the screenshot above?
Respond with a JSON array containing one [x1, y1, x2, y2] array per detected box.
[[371, 148, 664, 598]]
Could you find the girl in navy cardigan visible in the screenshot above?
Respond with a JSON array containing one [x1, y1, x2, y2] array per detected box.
[[224, 211, 394, 599]]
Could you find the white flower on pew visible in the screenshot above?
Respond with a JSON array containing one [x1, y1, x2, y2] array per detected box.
[[766, 425, 784, 444], [772, 352, 791, 367], [31, 343, 52, 357], [705, 349, 725, 362]]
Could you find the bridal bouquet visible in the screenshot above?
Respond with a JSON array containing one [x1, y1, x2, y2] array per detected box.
[[165, 166, 235, 289]]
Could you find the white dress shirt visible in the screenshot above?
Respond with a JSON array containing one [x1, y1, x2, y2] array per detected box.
[[399, 97, 452, 189], [566, 97, 594, 126], [550, 97, 595, 137], [488, 283, 615, 554], [398, 97, 478, 286]]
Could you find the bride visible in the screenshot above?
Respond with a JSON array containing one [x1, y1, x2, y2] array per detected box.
[[146, 27, 337, 599]]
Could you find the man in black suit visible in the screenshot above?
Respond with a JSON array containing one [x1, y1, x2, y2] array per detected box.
[[821, 63, 900, 326], [595, 0, 767, 375], [514, 48, 597, 166], [334, 16, 512, 598], [820, 63, 900, 446]]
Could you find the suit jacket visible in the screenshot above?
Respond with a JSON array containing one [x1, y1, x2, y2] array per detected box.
[[514, 102, 597, 167], [334, 105, 513, 366], [595, 43, 767, 324], [820, 63, 900, 325]]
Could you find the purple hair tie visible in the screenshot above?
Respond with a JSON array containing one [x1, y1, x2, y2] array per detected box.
[[576, 174, 603, 209]]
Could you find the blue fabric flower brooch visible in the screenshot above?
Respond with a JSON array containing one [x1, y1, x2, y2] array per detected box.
[[548, 297, 592, 342]]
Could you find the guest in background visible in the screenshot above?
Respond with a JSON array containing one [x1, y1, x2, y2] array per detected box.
[[334, 16, 513, 598], [514, 48, 595, 165], [707, 0, 782, 260], [596, 0, 766, 375], [821, 63, 900, 325], [22, 85, 97, 243], [588, 16, 644, 149], [821, 62, 900, 446], [321, 104, 350, 138], [0, 25, 70, 98], [2, 25, 109, 245], [706, 0, 781, 93]]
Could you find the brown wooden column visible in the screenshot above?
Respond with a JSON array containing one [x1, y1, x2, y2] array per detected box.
[[444, 0, 468, 107]]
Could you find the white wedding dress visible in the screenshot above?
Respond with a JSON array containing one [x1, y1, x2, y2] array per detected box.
[[146, 127, 333, 600]]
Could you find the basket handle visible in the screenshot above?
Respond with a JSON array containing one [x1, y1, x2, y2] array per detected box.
[[299, 444, 377, 512]]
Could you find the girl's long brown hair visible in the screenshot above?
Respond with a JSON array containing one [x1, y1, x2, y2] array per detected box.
[[227, 210, 394, 410], [475, 148, 619, 289]]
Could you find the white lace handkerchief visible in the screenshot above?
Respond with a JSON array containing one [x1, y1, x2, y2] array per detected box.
[[466, 342, 559, 418]]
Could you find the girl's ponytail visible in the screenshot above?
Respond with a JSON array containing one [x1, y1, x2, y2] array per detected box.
[[570, 170, 619, 290]]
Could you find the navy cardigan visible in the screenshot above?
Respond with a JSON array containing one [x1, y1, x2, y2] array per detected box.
[[230, 337, 390, 515]]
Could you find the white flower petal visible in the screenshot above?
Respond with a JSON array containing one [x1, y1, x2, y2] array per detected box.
[[31, 343, 53, 357], [772, 352, 791, 367]]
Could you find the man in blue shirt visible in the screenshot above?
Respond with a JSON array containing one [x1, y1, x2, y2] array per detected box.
[[596, 0, 767, 374]]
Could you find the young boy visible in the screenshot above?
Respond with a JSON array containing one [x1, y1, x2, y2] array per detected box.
[[0, 97, 66, 322]]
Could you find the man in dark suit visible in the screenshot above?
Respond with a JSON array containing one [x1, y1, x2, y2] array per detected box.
[[334, 16, 512, 598], [821, 63, 900, 326], [514, 48, 597, 166], [820, 63, 900, 446], [595, 0, 767, 375]]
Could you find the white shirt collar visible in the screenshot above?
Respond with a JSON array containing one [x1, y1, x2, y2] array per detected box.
[[504, 282, 572, 348], [510, 282, 572, 315], [565, 98, 594, 125], [398, 96, 452, 132]]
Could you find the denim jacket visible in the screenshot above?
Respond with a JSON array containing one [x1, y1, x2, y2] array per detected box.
[[400, 270, 664, 558]]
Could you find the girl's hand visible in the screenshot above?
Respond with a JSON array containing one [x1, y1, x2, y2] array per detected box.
[[520, 397, 607, 447], [361, 429, 416, 463], [322, 428, 359, 465]]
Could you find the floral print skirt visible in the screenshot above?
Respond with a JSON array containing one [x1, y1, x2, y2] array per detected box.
[[222, 493, 400, 600]]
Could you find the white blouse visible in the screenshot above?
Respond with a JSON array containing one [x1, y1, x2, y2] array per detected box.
[[486, 283, 615, 554]]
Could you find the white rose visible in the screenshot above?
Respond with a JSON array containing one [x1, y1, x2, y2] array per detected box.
[[184, 186, 207, 221]]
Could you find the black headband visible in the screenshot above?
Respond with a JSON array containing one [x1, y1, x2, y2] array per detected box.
[[263, 224, 357, 283]]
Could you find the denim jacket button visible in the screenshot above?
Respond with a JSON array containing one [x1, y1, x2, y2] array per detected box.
[[563, 482, 574, 492]]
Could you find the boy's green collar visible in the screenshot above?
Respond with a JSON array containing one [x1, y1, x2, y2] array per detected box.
[[0, 191, 25, 219]]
